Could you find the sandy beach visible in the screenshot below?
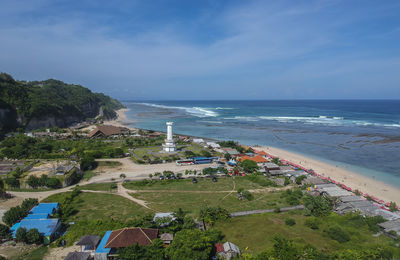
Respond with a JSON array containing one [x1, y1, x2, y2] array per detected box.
[[105, 108, 136, 130], [256, 146, 400, 205]]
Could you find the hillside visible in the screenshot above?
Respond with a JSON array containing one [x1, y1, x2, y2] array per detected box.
[[0, 73, 124, 134]]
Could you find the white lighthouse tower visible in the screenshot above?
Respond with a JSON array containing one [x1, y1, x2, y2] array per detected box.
[[162, 122, 176, 152]]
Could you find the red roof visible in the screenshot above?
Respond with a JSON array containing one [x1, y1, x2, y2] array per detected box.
[[257, 151, 268, 156], [105, 227, 158, 248], [215, 243, 225, 254], [239, 155, 268, 163]]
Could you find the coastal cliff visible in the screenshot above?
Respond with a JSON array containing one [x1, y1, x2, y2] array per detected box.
[[0, 72, 124, 134]]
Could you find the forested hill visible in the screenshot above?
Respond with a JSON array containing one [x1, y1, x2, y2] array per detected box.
[[0, 72, 124, 133]]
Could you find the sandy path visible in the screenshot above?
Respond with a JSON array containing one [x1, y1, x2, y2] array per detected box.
[[256, 146, 400, 205], [1, 158, 216, 211]]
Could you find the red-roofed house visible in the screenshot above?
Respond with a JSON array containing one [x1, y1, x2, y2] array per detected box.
[[105, 227, 158, 249]]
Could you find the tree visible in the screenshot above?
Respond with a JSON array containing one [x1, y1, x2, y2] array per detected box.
[[241, 159, 258, 173], [224, 153, 231, 161], [199, 206, 230, 226], [0, 224, 10, 240], [46, 178, 61, 189], [27, 175, 40, 189], [80, 155, 97, 171], [147, 174, 152, 179], [5, 176, 19, 188], [118, 239, 164, 260], [120, 173, 127, 179], [285, 218, 296, 226], [16, 227, 28, 243], [304, 195, 332, 217], [389, 202, 398, 212], [295, 175, 307, 185], [26, 228, 43, 244], [270, 235, 299, 260], [166, 229, 213, 260]]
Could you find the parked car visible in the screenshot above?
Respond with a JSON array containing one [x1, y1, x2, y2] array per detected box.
[[192, 178, 198, 184], [159, 176, 165, 180], [212, 176, 218, 182]]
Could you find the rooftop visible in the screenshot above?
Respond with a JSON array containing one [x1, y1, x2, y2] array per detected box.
[[105, 227, 158, 248], [29, 202, 59, 215]]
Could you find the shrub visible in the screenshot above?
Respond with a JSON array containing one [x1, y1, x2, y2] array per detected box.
[[241, 190, 254, 201], [285, 218, 296, 226], [26, 228, 43, 244], [0, 224, 10, 240], [16, 227, 28, 242], [305, 217, 320, 230], [326, 226, 350, 243]]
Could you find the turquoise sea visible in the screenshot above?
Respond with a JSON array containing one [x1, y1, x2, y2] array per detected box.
[[122, 100, 400, 188]]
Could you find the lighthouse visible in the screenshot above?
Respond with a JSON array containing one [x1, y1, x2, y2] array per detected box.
[[162, 122, 176, 152]]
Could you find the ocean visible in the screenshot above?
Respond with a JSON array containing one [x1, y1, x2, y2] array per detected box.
[[122, 100, 400, 188]]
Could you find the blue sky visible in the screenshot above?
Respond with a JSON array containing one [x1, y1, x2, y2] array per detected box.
[[0, 0, 399, 100]]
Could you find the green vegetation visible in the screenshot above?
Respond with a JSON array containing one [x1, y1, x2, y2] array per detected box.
[[15, 246, 49, 260], [43, 191, 151, 222], [133, 189, 289, 216], [0, 134, 125, 160], [199, 206, 230, 226], [16, 228, 43, 244], [0, 224, 10, 240], [27, 175, 61, 189], [2, 198, 39, 226], [213, 211, 399, 257], [0, 72, 124, 136], [97, 160, 122, 167], [240, 159, 259, 173], [77, 182, 117, 191], [118, 238, 164, 259], [285, 218, 296, 226]]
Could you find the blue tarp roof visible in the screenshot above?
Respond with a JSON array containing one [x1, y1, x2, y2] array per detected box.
[[11, 218, 60, 238], [25, 214, 50, 220], [29, 203, 59, 215], [10, 223, 20, 234], [95, 231, 112, 254]]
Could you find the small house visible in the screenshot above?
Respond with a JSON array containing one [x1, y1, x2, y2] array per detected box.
[[77, 235, 101, 255], [65, 252, 90, 260], [216, 241, 241, 260], [160, 233, 174, 246], [88, 125, 127, 138], [264, 163, 280, 171], [153, 212, 176, 227]]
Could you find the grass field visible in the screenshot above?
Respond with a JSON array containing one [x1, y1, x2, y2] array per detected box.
[[97, 161, 123, 167], [213, 211, 400, 256], [77, 182, 117, 191], [132, 189, 288, 216], [43, 192, 151, 222], [15, 246, 48, 260], [123, 176, 275, 191]]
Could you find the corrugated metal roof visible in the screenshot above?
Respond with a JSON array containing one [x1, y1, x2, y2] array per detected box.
[[25, 214, 50, 219], [30, 203, 59, 215], [11, 218, 60, 237], [95, 231, 112, 254]]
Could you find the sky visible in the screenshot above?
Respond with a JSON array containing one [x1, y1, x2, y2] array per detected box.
[[0, 0, 400, 100]]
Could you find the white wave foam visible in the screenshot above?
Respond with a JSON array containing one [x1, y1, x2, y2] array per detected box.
[[215, 107, 234, 110], [137, 103, 218, 117], [258, 116, 400, 128]]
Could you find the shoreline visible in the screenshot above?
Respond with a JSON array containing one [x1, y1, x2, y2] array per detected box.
[[107, 108, 400, 205], [255, 146, 400, 205]]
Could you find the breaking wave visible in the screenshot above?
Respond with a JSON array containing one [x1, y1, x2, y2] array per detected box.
[[137, 103, 218, 117], [225, 115, 400, 128]]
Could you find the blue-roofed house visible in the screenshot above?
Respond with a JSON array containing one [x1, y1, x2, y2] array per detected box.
[[29, 202, 59, 215], [10, 218, 61, 244], [25, 213, 50, 220], [95, 231, 112, 260]]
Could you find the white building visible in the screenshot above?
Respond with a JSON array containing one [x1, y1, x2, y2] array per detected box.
[[162, 122, 176, 152]]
